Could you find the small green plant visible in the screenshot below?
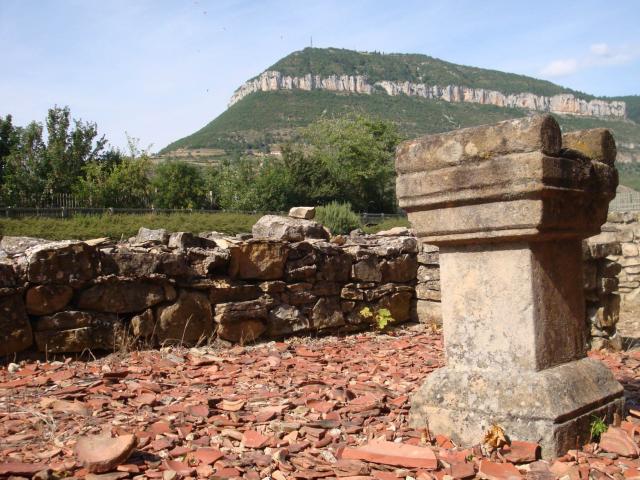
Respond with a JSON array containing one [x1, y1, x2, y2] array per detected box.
[[360, 306, 394, 331], [316, 201, 362, 235], [375, 308, 393, 330], [465, 454, 474, 462], [589, 415, 608, 442], [359, 307, 374, 319]]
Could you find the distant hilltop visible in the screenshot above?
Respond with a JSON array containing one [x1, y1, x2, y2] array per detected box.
[[229, 70, 626, 119], [161, 48, 639, 164]]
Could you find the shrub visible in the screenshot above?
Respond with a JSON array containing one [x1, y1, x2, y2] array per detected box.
[[316, 201, 361, 235]]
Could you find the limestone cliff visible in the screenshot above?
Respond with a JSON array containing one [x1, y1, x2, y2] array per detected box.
[[229, 70, 626, 119]]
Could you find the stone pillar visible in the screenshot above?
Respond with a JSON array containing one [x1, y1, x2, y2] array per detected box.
[[396, 115, 624, 457]]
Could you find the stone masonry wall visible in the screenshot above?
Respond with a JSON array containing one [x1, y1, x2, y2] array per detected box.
[[0, 213, 628, 357], [0, 225, 419, 357]]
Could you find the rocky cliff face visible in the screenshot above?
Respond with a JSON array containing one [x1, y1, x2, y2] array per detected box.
[[229, 70, 626, 119]]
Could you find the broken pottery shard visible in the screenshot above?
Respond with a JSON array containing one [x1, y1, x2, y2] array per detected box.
[[478, 460, 523, 480], [395, 114, 562, 174], [75, 434, 137, 473], [562, 128, 616, 165], [341, 439, 437, 469], [599, 427, 640, 458]]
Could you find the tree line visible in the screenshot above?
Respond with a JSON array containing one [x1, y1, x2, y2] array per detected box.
[[0, 107, 403, 212]]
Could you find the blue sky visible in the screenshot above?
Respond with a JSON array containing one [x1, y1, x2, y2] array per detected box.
[[1, 0, 638, 152]]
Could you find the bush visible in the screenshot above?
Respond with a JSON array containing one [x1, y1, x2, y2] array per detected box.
[[152, 160, 207, 209], [316, 202, 361, 235]]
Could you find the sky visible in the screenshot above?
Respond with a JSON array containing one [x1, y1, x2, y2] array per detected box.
[[1, 0, 639, 153]]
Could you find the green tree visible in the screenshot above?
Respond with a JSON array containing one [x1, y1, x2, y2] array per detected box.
[[283, 113, 402, 212], [151, 160, 206, 209], [0, 115, 19, 184], [73, 139, 151, 208], [1, 106, 109, 205]]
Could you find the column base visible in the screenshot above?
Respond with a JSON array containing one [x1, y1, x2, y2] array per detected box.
[[409, 358, 624, 458]]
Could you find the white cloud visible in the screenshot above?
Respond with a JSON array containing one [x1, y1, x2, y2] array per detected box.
[[540, 43, 639, 78], [590, 43, 610, 56], [539, 58, 579, 76]]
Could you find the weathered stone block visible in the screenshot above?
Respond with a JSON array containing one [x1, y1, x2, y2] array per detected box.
[[378, 291, 413, 323], [156, 290, 213, 345], [134, 227, 169, 245], [252, 215, 329, 242], [228, 240, 289, 280], [410, 358, 624, 457], [414, 299, 442, 326], [562, 128, 616, 165], [288, 206, 315, 220], [33, 311, 122, 353], [311, 297, 345, 329], [380, 254, 417, 283], [26, 241, 100, 287], [26, 284, 74, 315], [267, 304, 310, 337], [77, 279, 168, 313], [351, 255, 382, 282], [131, 308, 155, 339], [396, 116, 623, 457]]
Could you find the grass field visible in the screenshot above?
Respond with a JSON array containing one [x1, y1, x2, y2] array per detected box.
[[0, 212, 412, 241], [0, 212, 262, 241]]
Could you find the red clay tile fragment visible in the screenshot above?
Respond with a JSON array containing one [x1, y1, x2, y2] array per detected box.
[[243, 430, 270, 449], [163, 460, 194, 476], [186, 404, 209, 417], [478, 460, 523, 480], [342, 439, 437, 469], [75, 434, 137, 473], [502, 440, 540, 464], [193, 447, 224, 465], [0, 462, 48, 475], [600, 427, 640, 458], [85, 472, 130, 480], [448, 461, 476, 479]]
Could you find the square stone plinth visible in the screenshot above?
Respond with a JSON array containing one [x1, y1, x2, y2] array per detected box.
[[409, 358, 624, 458]]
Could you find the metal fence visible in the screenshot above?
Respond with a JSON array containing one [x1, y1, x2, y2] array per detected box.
[[0, 206, 408, 224], [610, 191, 640, 212]]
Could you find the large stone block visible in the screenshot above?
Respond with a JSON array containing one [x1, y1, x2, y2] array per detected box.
[[33, 311, 122, 353], [155, 290, 213, 345], [77, 279, 169, 313], [228, 240, 289, 280], [410, 358, 624, 457], [26, 284, 74, 315], [26, 241, 100, 287], [252, 215, 329, 242], [396, 118, 617, 246]]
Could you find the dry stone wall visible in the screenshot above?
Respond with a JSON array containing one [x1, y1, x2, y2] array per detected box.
[[0, 216, 626, 357], [0, 224, 420, 356]]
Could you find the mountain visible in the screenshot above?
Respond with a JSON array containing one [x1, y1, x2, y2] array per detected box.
[[160, 47, 640, 170]]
